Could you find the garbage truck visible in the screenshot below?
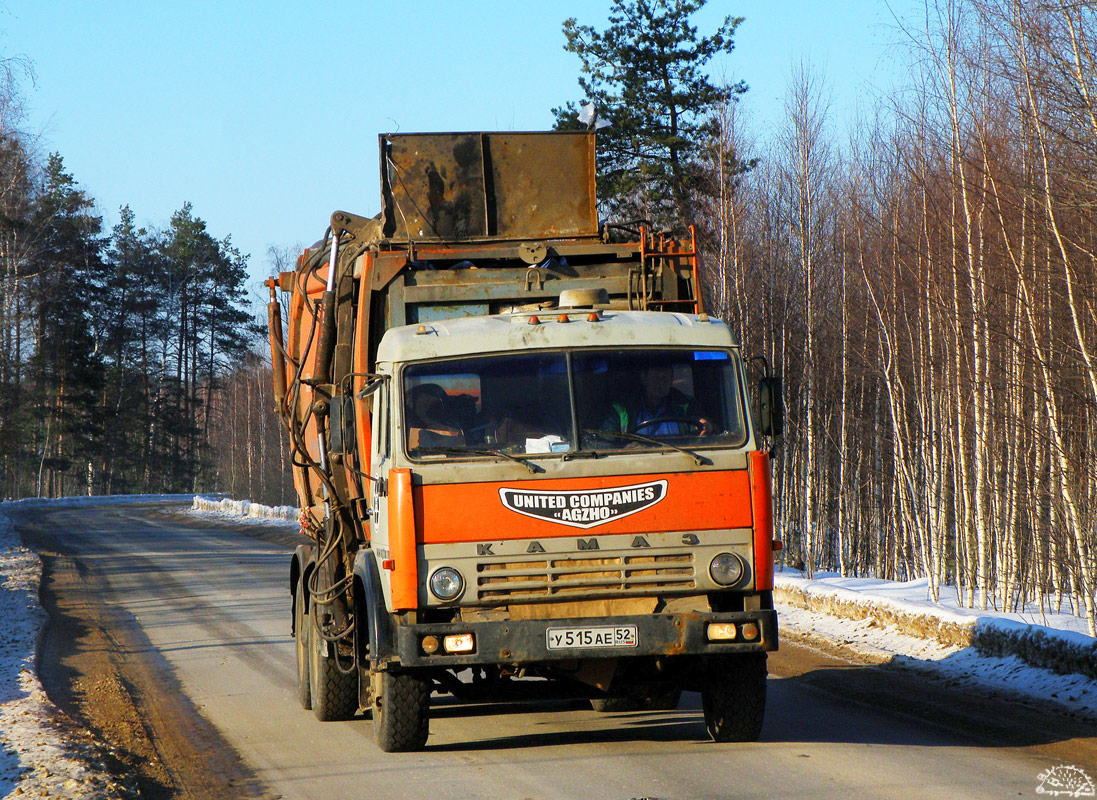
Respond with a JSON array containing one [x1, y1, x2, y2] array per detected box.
[[266, 131, 783, 752]]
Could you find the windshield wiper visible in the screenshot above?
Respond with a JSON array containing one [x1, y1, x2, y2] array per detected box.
[[415, 445, 542, 474], [582, 429, 711, 466], [561, 449, 603, 462]]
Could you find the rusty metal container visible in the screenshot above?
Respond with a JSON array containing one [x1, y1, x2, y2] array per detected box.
[[379, 131, 598, 243]]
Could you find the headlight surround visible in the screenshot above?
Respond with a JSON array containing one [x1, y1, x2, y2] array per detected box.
[[709, 552, 745, 587], [429, 566, 465, 601]]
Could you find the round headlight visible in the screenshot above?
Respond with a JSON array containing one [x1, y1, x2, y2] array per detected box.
[[429, 567, 465, 601], [709, 553, 745, 586]]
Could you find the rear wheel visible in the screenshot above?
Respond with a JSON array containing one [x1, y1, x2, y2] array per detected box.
[[701, 653, 767, 742], [373, 670, 431, 752], [294, 575, 311, 710], [307, 605, 359, 721]]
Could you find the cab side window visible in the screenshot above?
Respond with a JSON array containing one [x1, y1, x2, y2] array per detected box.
[[372, 383, 390, 462]]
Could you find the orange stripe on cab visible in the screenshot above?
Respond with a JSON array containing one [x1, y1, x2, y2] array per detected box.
[[387, 468, 419, 609], [749, 450, 774, 591]]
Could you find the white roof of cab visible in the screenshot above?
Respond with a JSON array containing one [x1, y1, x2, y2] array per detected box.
[[376, 310, 739, 364]]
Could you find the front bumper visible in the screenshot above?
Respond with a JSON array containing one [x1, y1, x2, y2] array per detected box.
[[391, 609, 778, 668]]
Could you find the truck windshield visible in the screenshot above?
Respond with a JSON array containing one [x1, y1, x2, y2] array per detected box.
[[403, 348, 747, 459]]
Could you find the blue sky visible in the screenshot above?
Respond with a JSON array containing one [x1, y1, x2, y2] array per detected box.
[[3, 1, 917, 295]]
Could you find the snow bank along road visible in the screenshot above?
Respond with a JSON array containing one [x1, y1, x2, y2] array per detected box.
[[5, 499, 1097, 800]]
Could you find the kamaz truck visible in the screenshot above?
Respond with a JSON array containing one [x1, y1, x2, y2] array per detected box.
[[266, 131, 783, 751]]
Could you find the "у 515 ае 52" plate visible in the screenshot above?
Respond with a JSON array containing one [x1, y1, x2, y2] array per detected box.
[[545, 624, 639, 650]]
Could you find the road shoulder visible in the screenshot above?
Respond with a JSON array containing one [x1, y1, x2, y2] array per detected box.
[[15, 505, 272, 800]]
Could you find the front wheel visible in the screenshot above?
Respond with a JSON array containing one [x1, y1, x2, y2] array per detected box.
[[701, 653, 767, 742], [372, 670, 431, 752]]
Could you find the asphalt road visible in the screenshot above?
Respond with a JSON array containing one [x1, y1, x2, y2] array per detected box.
[[12, 501, 1097, 800]]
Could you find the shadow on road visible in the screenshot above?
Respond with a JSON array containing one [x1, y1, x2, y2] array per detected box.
[[430, 697, 593, 719], [420, 659, 1097, 753], [766, 658, 1097, 750], [0, 744, 19, 797], [426, 699, 708, 752]]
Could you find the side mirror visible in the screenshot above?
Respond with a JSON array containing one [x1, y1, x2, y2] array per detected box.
[[357, 374, 388, 399], [758, 376, 784, 438]]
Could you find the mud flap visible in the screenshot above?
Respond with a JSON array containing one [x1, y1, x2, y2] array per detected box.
[[290, 544, 314, 638]]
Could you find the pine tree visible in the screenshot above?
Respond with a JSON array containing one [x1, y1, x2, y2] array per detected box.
[[97, 206, 163, 492], [26, 154, 105, 496], [553, 0, 746, 228], [156, 203, 256, 491]]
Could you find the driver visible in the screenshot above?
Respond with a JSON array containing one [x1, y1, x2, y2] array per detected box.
[[407, 383, 464, 449], [604, 363, 711, 436]]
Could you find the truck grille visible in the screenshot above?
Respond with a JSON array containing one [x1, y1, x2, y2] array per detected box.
[[475, 553, 695, 602]]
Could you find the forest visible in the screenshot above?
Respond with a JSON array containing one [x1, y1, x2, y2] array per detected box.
[[696, 0, 1097, 632], [1, 0, 1094, 634], [0, 63, 260, 501]]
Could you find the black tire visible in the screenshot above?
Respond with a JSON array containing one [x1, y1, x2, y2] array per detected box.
[[294, 576, 311, 710], [701, 653, 767, 743], [308, 607, 359, 722], [373, 670, 431, 752]]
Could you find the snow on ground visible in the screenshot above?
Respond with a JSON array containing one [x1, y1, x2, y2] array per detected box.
[[775, 570, 1097, 720], [776, 570, 1094, 641], [777, 598, 1097, 720], [189, 495, 298, 526]]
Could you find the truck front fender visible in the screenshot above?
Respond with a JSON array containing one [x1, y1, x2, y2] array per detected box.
[[353, 549, 396, 663]]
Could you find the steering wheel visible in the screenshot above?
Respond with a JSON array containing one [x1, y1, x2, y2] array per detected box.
[[627, 416, 711, 436]]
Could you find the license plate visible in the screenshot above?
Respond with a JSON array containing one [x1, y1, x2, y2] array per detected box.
[[546, 625, 638, 650]]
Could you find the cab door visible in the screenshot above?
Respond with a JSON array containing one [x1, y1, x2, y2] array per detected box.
[[369, 377, 392, 545]]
